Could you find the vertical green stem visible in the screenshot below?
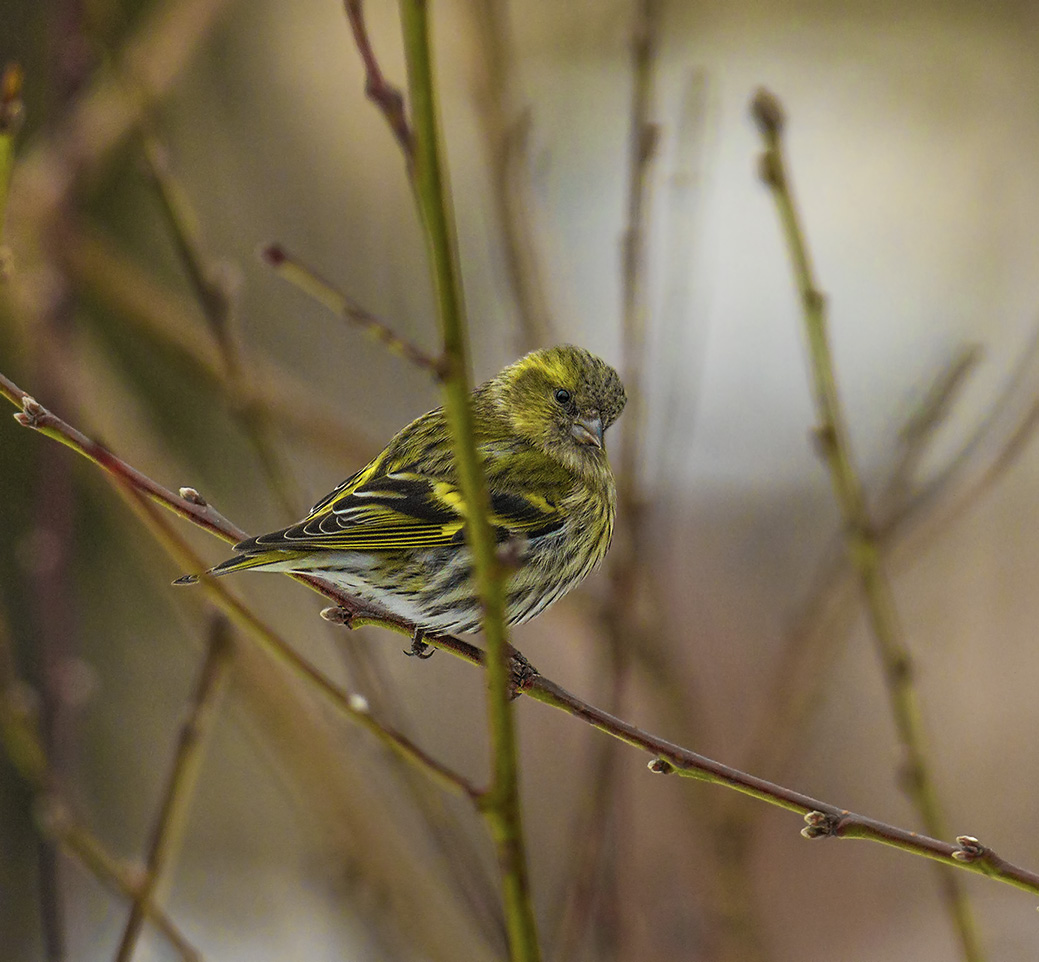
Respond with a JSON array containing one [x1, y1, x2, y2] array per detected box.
[[398, 4, 541, 960]]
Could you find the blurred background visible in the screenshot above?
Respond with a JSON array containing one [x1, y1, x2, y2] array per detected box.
[[3, 0, 1039, 960]]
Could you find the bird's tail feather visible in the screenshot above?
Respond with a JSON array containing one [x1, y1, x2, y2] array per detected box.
[[172, 550, 307, 586]]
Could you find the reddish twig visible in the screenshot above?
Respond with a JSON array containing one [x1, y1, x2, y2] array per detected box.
[[343, 0, 414, 159]]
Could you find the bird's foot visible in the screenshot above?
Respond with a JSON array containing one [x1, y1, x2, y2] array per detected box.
[[405, 629, 436, 659], [506, 645, 538, 699]]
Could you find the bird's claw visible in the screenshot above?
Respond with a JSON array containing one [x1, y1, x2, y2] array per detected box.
[[405, 630, 435, 659]]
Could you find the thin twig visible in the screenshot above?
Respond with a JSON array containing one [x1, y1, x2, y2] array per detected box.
[[468, 0, 556, 351], [5, 373, 1039, 901], [114, 617, 234, 962], [0, 62, 24, 256], [752, 87, 984, 962], [262, 243, 444, 375], [343, 0, 414, 159], [59, 224, 377, 465], [554, 4, 663, 958], [136, 125, 302, 516], [0, 613, 200, 961]]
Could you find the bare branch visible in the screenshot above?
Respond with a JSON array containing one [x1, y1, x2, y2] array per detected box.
[[114, 617, 234, 962], [262, 243, 444, 376], [343, 0, 414, 159], [752, 86, 983, 961]]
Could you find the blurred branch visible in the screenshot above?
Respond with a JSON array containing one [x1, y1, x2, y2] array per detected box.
[[60, 225, 377, 466], [752, 87, 983, 962], [879, 329, 1039, 546], [262, 243, 444, 375], [0, 63, 24, 253], [552, 4, 665, 958], [0, 609, 200, 962], [469, 0, 556, 351], [396, 4, 539, 959], [136, 125, 302, 516], [10, 0, 235, 250], [875, 344, 982, 521], [114, 616, 234, 962]]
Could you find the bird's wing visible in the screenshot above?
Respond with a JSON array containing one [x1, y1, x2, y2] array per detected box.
[[236, 469, 564, 554]]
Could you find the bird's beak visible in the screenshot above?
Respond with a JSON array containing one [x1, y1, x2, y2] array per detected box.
[[571, 415, 604, 448]]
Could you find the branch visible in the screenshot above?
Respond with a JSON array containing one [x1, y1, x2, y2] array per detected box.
[[0, 62, 24, 253], [343, 0, 414, 159], [395, 5, 539, 959], [0, 611, 200, 961], [114, 616, 234, 962], [261, 242, 444, 375], [752, 87, 983, 961], [59, 224, 377, 466], [522, 674, 1039, 895], [4, 370, 1039, 906]]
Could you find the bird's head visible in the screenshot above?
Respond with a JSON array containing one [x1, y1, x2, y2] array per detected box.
[[481, 345, 627, 474]]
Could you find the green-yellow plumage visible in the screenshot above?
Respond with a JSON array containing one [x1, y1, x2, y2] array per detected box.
[[175, 345, 626, 634]]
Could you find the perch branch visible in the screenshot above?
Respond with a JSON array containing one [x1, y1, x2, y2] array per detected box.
[[4, 372, 1039, 906]]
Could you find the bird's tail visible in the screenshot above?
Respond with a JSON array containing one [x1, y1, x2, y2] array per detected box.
[[172, 549, 307, 585]]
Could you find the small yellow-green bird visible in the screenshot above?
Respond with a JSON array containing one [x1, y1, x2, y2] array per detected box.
[[176, 345, 626, 635]]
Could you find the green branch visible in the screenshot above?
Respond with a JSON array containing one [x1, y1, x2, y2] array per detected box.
[[397, 4, 540, 959]]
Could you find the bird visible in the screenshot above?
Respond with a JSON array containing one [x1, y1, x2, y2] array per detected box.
[[175, 344, 626, 638]]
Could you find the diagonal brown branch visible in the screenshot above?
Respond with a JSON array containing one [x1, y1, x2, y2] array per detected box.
[[4, 369, 1039, 903]]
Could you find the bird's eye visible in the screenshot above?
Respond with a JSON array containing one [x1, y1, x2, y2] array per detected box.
[[554, 388, 572, 405]]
